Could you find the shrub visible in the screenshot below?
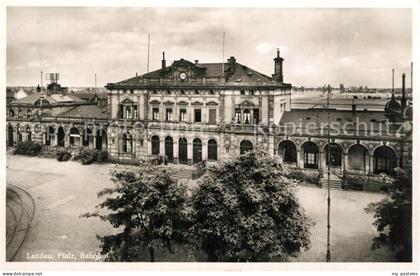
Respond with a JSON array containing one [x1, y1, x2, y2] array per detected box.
[[78, 149, 108, 165], [286, 169, 320, 185], [56, 151, 72, 162], [192, 160, 207, 179], [343, 173, 393, 192], [13, 141, 42, 156], [97, 150, 109, 162], [286, 169, 305, 182]]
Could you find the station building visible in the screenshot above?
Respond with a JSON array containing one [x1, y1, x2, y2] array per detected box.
[[6, 50, 412, 185]]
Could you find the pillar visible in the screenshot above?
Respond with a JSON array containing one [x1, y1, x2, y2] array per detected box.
[[203, 140, 208, 161], [187, 140, 193, 164], [318, 149, 323, 170], [160, 139, 165, 157], [342, 152, 347, 173], [368, 154, 374, 174], [296, 150, 301, 168], [173, 138, 179, 164]]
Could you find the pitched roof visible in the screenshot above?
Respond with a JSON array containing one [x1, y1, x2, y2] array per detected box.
[[12, 92, 84, 105], [57, 104, 109, 119], [279, 109, 401, 136], [108, 58, 287, 88]]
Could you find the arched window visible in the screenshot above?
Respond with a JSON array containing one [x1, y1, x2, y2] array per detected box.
[[278, 140, 297, 163], [122, 133, 132, 153], [240, 140, 253, 154], [26, 109, 32, 118], [347, 144, 368, 172], [57, 127, 65, 147], [208, 139, 218, 161], [69, 127, 80, 146], [34, 99, 51, 106], [151, 135, 160, 155], [96, 129, 107, 150], [45, 126, 54, 146], [165, 136, 174, 162], [26, 126, 32, 142], [193, 138, 202, 164], [373, 146, 397, 174], [243, 109, 251, 124], [325, 143, 342, 167], [17, 127, 22, 142], [178, 138, 188, 164], [17, 109, 23, 118], [302, 141, 319, 169], [8, 109, 15, 118], [125, 106, 132, 119]]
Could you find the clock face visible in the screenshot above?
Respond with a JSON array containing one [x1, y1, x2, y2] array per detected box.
[[179, 72, 187, 80]]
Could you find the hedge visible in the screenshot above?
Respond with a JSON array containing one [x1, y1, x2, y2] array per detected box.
[[343, 173, 393, 192], [285, 168, 320, 185], [77, 149, 109, 165], [56, 151, 72, 162], [13, 141, 42, 156]]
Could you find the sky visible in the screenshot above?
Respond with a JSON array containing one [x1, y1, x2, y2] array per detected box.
[[7, 7, 412, 88]]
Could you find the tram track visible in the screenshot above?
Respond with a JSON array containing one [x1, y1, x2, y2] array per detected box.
[[6, 184, 36, 261]]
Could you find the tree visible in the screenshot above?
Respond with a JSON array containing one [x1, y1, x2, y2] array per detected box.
[[82, 161, 191, 262], [191, 149, 312, 262], [365, 168, 412, 261]]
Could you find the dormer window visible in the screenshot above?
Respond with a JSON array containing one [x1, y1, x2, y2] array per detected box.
[[240, 90, 245, 95], [152, 90, 157, 94]]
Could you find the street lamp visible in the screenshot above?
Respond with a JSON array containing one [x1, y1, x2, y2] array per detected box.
[[311, 85, 332, 262]]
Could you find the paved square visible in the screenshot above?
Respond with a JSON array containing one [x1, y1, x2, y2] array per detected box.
[[6, 154, 395, 262]]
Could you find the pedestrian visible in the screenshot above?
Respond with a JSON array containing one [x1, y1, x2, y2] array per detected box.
[[164, 155, 168, 165]]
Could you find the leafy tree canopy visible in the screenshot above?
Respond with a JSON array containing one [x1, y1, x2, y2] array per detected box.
[[191, 149, 313, 262], [365, 168, 412, 261], [82, 161, 190, 262]]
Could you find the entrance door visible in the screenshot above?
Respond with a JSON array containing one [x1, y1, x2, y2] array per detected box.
[[57, 127, 65, 147], [178, 138, 188, 164], [165, 137, 174, 163], [8, 126, 14, 147], [193, 138, 202, 164]]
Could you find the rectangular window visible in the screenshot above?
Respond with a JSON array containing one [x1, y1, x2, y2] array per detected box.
[[180, 108, 187, 122], [235, 108, 241, 124], [133, 106, 138, 119], [194, 109, 201, 123], [152, 107, 160, 120], [209, 109, 217, 124], [253, 109, 259, 124], [166, 108, 173, 121]]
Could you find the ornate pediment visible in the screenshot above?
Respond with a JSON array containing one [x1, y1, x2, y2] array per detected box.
[[163, 100, 175, 105], [120, 97, 135, 104], [149, 100, 161, 105], [191, 101, 204, 106], [206, 101, 219, 106], [177, 100, 189, 105], [239, 100, 255, 106]]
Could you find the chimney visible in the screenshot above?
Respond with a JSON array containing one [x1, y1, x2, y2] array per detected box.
[[273, 48, 284, 83], [195, 60, 199, 65], [228, 56, 236, 75], [401, 73, 406, 114], [161, 51, 166, 69], [352, 103, 356, 113]]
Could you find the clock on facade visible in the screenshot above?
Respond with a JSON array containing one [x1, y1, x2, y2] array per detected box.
[[179, 72, 187, 80]]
